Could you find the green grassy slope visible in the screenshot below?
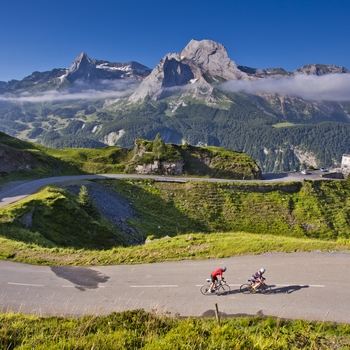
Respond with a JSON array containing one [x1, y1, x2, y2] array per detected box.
[[0, 131, 262, 184], [0, 186, 127, 252], [102, 178, 350, 241], [0, 178, 349, 266]]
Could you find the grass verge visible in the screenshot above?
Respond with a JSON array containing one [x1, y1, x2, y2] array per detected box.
[[0, 232, 349, 266], [1, 310, 349, 349]]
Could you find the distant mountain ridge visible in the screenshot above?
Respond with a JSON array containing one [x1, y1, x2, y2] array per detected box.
[[1, 39, 348, 94], [0, 39, 350, 173], [0, 52, 151, 93]]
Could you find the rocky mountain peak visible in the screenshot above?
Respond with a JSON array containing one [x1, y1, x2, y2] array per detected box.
[[66, 52, 96, 82], [70, 52, 95, 70], [180, 39, 230, 67], [129, 39, 250, 102]]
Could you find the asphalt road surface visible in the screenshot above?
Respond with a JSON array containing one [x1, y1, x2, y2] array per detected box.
[[0, 171, 330, 207], [1, 251, 349, 324]]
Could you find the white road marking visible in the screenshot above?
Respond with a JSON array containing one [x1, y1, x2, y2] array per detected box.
[[7, 282, 325, 289], [130, 285, 178, 288], [196, 284, 325, 287], [7, 282, 106, 288], [8, 282, 44, 287]]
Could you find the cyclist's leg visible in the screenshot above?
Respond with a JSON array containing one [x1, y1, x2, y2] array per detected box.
[[209, 276, 217, 292], [251, 278, 259, 289], [209, 276, 213, 290]]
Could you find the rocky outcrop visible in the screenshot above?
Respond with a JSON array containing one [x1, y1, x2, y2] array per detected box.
[[135, 160, 184, 175], [0, 144, 35, 173], [180, 39, 248, 81], [129, 39, 251, 102], [293, 64, 349, 76], [18, 208, 34, 228]]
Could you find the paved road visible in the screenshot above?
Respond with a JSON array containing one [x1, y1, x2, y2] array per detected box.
[[1, 251, 349, 323], [0, 171, 328, 207]]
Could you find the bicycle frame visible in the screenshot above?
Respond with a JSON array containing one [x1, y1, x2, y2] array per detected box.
[[240, 279, 272, 294], [201, 279, 231, 295]]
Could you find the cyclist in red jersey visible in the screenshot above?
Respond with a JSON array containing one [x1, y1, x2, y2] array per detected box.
[[209, 266, 227, 293]]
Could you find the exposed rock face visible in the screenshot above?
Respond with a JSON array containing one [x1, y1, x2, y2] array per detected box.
[[135, 160, 184, 175], [293, 64, 349, 76], [1, 53, 152, 92], [129, 39, 251, 102], [238, 66, 291, 78], [18, 209, 34, 228], [180, 39, 248, 81], [66, 53, 97, 82], [162, 58, 194, 88], [66, 52, 152, 83], [102, 130, 125, 146], [0, 144, 36, 173]]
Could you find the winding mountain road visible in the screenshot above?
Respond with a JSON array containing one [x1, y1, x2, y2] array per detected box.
[[0, 171, 327, 207]]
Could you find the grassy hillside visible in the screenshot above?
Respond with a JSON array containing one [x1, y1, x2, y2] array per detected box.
[[0, 178, 349, 266], [0, 132, 85, 182], [101, 178, 350, 241], [0, 131, 261, 185], [0, 186, 127, 251]]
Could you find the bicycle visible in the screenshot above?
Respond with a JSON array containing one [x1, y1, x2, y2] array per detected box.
[[240, 279, 272, 294], [200, 279, 231, 295]]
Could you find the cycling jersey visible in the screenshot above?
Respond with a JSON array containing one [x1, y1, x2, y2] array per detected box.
[[211, 268, 224, 278], [251, 271, 263, 282]]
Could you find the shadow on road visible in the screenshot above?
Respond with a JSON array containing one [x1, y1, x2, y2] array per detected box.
[[270, 284, 309, 294], [50, 266, 110, 291], [212, 285, 309, 296]]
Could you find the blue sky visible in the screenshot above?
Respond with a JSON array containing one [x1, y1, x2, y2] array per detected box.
[[1, 0, 350, 82]]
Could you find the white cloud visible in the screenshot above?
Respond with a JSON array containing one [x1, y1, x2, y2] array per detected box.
[[0, 80, 137, 103], [220, 73, 350, 101]]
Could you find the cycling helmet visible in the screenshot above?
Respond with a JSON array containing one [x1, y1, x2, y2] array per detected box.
[[260, 268, 266, 274], [222, 266, 227, 272]]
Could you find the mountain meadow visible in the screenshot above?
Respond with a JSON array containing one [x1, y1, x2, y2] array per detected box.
[[1, 131, 350, 348]]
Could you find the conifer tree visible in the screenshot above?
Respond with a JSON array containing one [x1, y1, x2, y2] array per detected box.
[[78, 185, 100, 220], [153, 133, 166, 160]]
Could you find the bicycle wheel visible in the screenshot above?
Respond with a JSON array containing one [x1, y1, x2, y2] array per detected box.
[[217, 283, 231, 295], [240, 283, 253, 294], [200, 284, 211, 295], [260, 284, 272, 295]]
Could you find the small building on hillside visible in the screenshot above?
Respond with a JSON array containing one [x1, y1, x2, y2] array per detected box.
[[341, 154, 350, 176]]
